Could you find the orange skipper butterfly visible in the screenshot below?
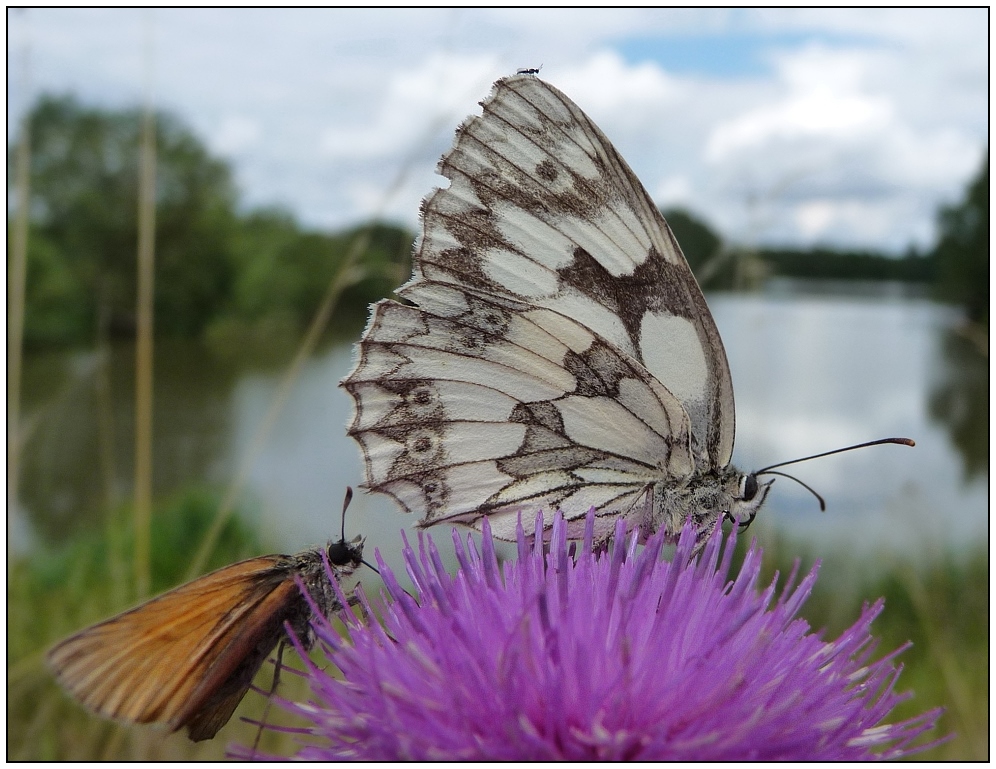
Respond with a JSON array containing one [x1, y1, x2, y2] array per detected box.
[[47, 490, 365, 741]]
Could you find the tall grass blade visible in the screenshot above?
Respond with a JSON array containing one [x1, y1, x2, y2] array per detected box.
[[133, 12, 157, 599], [8, 14, 32, 535]]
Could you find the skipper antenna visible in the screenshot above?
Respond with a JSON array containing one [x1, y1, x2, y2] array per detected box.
[[336, 485, 380, 575], [341, 486, 352, 543]]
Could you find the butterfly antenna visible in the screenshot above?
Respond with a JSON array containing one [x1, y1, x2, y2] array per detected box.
[[340, 486, 353, 543], [756, 438, 914, 511], [338, 485, 380, 574], [761, 470, 827, 511], [757, 437, 914, 474]]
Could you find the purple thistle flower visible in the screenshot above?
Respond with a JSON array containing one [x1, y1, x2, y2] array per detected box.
[[244, 511, 944, 760]]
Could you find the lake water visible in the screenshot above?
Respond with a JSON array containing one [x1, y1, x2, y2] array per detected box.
[[13, 285, 987, 581]]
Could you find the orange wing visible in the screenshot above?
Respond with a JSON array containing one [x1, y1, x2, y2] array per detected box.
[[46, 555, 300, 739]]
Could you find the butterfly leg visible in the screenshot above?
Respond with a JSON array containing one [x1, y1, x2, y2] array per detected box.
[[725, 509, 757, 530], [343, 587, 377, 626], [250, 640, 286, 758]]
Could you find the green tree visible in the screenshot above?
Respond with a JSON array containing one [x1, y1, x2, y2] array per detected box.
[[661, 207, 722, 275], [332, 221, 413, 323], [225, 207, 323, 333], [220, 211, 412, 340], [12, 95, 239, 347], [932, 151, 989, 325], [660, 207, 742, 289], [758, 247, 934, 282]]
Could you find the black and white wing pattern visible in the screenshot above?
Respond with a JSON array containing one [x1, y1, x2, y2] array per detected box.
[[343, 75, 770, 544]]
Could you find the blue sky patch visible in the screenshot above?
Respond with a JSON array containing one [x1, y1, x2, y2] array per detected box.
[[613, 31, 876, 78]]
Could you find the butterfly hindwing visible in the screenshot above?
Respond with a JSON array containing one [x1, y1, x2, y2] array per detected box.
[[346, 285, 695, 533]]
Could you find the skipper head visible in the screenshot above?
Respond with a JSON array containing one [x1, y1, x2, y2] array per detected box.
[[326, 534, 365, 571]]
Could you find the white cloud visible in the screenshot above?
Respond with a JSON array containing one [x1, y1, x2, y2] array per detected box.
[[689, 41, 984, 247], [794, 201, 835, 239], [792, 199, 900, 242], [320, 52, 498, 161], [654, 175, 694, 207], [705, 46, 894, 161], [209, 115, 262, 156], [552, 50, 680, 116], [8, 8, 987, 251]]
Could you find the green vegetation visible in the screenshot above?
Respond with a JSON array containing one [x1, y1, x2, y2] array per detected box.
[[6, 487, 280, 760], [931, 153, 989, 326], [221, 211, 411, 340], [757, 246, 935, 283], [11, 95, 412, 352], [737, 529, 988, 760], [16, 95, 239, 346]]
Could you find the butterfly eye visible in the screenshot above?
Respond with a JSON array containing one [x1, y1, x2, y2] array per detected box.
[[327, 540, 356, 566], [742, 473, 759, 501]]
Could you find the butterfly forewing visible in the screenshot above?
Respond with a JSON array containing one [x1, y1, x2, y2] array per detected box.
[[47, 556, 297, 738], [344, 75, 738, 540], [174, 577, 304, 741], [413, 76, 734, 467]]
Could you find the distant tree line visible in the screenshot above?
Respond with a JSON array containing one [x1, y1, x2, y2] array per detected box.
[[8, 95, 988, 350], [753, 247, 934, 283], [664, 206, 936, 290], [10, 95, 412, 350], [664, 151, 988, 326]]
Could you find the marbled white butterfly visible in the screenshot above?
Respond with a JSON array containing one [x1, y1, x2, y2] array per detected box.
[[342, 74, 910, 546]]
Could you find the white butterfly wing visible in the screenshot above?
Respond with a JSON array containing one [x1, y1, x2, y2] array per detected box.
[[408, 75, 734, 466], [343, 75, 735, 536], [345, 284, 695, 540]]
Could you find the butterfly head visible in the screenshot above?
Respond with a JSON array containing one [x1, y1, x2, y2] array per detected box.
[[727, 472, 775, 530], [327, 486, 375, 575], [326, 534, 365, 572]]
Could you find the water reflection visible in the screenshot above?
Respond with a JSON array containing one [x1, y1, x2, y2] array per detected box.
[[710, 291, 986, 560], [927, 326, 989, 481], [16, 291, 987, 577], [18, 340, 237, 545]]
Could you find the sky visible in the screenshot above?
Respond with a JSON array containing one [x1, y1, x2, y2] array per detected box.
[[7, 8, 989, 254]]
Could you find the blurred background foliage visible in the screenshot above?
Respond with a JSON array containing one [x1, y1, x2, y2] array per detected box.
[[15, 95, 413, 352], [13, 96, 987, 353], [7, 92, 988, 760], [931, 151, 989, 326]]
